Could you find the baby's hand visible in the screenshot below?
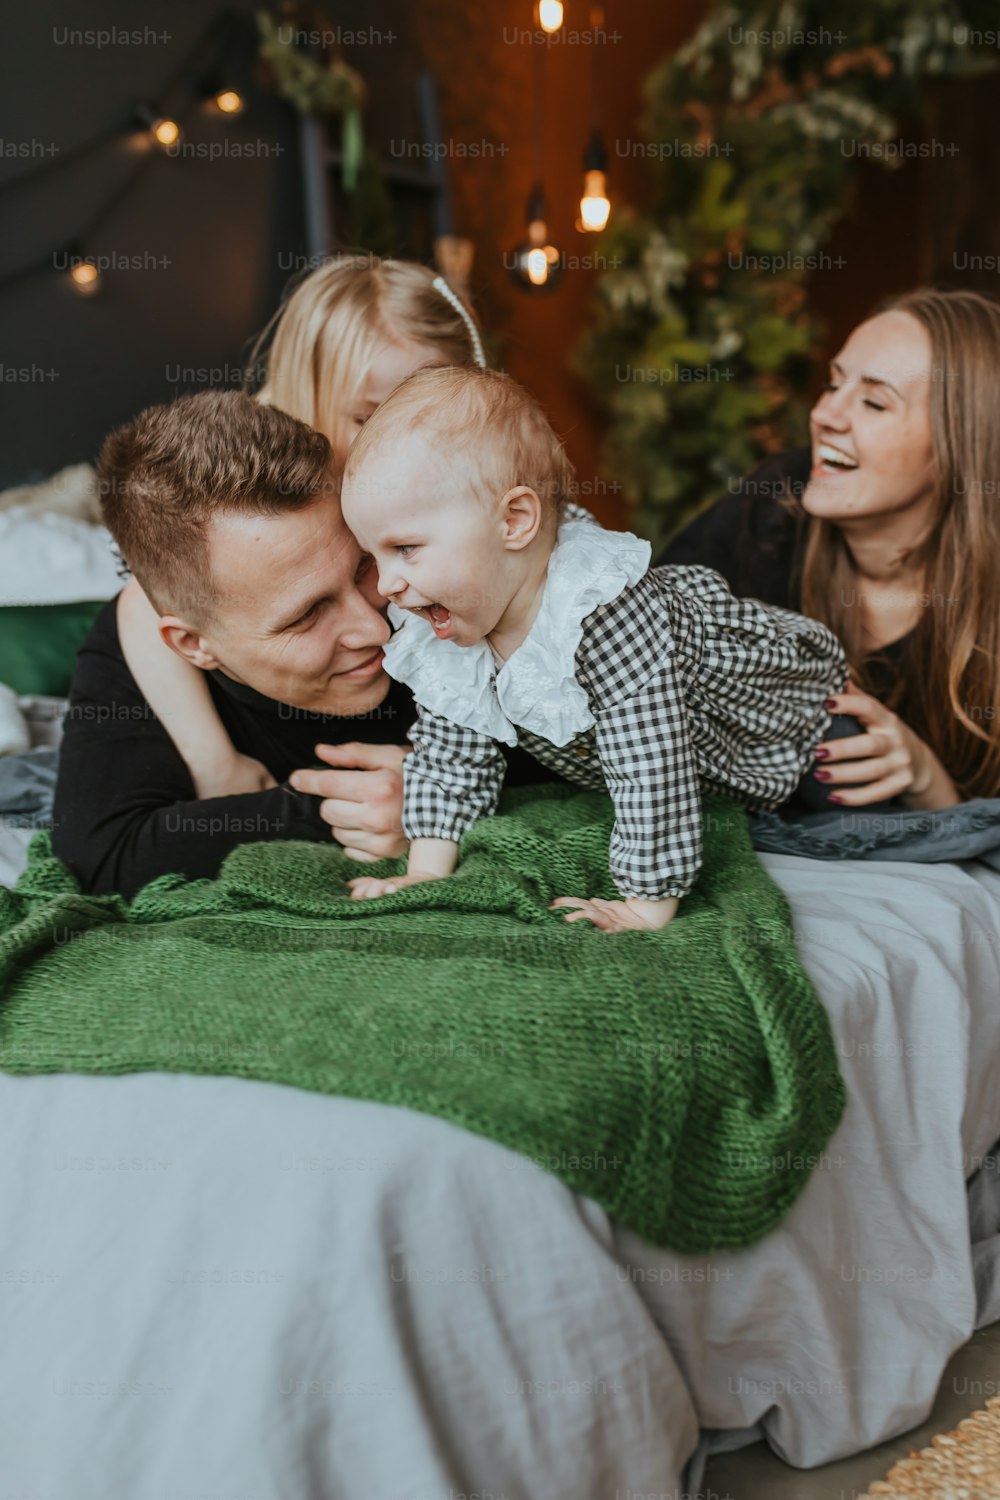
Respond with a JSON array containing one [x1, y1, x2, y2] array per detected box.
[[549, 895, 679, 933], [348, 871, 443, 901]]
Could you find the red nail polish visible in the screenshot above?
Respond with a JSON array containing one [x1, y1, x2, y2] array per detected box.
[[813, 747, 830, 761], [824, 698, 838, 711], [828, 794, 844, 804], [813, 769, 832, 782]]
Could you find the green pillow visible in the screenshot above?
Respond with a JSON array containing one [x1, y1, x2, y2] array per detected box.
[[0, 600, 107, 697]]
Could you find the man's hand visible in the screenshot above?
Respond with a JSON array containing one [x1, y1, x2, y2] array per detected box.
[[549, 895, 680, 933], [288, 741, 410, 861]]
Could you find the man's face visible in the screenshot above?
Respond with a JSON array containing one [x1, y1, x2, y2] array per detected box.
[[172, 495, 392, 717]]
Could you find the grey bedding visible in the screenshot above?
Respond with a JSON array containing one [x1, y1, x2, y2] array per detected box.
[[751, 796, 1000, 868], [7, 739, 1000, 867], [1, 831, 999, 1498], [0, 746, 58, 826]]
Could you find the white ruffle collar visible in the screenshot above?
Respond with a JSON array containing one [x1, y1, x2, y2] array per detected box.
[[382, 513, 651, 746]]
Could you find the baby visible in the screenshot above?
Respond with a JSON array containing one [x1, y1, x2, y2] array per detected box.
[[342, 366, 847, 932]]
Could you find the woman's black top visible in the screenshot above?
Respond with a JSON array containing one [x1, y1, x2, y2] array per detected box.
[[654, 447, 909, 709]]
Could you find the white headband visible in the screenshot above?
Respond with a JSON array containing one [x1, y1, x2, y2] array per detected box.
[[432, 274, 486, 369]]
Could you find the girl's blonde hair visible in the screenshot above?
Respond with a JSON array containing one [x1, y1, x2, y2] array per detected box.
[[246, 255, 484, 457], [798, 286, 1000, 798]]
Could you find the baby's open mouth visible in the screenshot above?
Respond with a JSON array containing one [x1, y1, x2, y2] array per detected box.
[[419, 603, 452, 639]]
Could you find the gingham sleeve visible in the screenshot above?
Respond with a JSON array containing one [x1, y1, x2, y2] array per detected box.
[[402, 701, 507, 843], [589, 659, 704, 900]]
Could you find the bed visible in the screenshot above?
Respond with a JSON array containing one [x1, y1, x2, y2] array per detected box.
[[2, 818, 999, 1498]]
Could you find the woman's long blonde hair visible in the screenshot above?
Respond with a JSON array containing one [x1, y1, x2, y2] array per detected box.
[[799, 287, 1000, 798], [246, 255, 484, 459]]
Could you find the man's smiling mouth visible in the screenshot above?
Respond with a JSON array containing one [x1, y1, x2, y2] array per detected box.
[[336, 648, 385, 678]]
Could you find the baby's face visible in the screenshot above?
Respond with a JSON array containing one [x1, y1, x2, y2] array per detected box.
[[341, 433, 511, 647]]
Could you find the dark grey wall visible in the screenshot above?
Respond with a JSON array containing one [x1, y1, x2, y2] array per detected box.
[[0, 1, 422, 486]]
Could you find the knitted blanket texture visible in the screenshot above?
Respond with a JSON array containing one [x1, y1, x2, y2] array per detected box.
[[0, 784, 845, 1251]]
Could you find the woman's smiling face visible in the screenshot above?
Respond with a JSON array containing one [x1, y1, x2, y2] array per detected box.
[[805, 309, 937, 526]]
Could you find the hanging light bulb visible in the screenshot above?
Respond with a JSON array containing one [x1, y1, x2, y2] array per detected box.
[[579, 171, 610, 232], [526, 247, 550, 287], [508, 184, 564, 293], [578, 130, 610, 232], [536, 0, 564, 32], [135, 103, 183, 151]]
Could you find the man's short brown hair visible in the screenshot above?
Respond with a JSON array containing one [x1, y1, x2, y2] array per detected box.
[[98, 390, 335, 623]]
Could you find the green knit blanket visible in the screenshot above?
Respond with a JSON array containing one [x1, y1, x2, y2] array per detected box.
[[0, 784, 845, 1251]]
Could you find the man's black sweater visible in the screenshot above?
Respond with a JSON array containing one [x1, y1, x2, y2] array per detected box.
[[51, 598, 562, 900]]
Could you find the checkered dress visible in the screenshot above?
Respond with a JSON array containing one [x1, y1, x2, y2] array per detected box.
[[394, 525, 847, 901]]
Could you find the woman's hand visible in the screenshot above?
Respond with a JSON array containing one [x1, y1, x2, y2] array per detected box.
[[348, 871, 442, 901], [549, 895, 679, 933], [815, 681, 959, 810]]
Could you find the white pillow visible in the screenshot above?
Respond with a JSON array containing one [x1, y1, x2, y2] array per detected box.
[[0, 684, 30, 755], [0, 506, 122, 606], [0, 462, 101, 524]]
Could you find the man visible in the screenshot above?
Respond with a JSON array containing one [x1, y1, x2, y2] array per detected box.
[[52, 390, 562, 898]]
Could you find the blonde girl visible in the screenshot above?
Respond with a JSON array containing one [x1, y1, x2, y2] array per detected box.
[[115, 256, 486, 796]]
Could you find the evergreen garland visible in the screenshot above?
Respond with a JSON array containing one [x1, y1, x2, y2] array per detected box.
[[577, 0, 997, 548], [257, 9, 366, 189]]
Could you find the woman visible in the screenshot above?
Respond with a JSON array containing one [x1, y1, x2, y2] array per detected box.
[[658, 288, 1000, 810]]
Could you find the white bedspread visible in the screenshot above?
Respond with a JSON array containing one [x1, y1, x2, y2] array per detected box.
[[1, 834, 999, 1499]]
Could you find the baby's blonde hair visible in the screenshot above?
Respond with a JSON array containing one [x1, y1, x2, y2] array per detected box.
[[344, 365, 574, 523], [247, 255, 484, 456]]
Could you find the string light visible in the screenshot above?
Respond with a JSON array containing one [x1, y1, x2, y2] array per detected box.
[[134, 103, 183, 151], [68, 260, 101, 297], [0, 8, 250, 298], [536, 0, 564, 31], [213, 87, 244, 114], [202, 71, 245, 115], [153, 117, 182, 147]]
